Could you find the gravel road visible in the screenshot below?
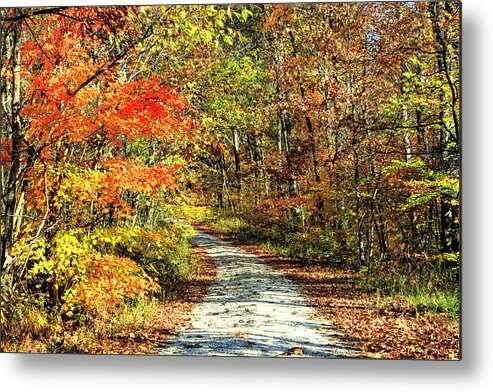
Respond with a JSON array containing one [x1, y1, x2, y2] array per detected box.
[[158, 230, 360, 358]]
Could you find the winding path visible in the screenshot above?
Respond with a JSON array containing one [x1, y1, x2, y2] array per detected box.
[[159, 230, 360, 358]]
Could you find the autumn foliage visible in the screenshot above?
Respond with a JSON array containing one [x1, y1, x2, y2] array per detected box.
[[0, 3, 459, 357], [0, 6, 197, 352]]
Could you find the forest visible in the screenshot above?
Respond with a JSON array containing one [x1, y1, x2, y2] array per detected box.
[[0, 2, 460, 358]]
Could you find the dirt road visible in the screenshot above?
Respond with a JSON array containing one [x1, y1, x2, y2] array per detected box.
[[159, 230, 360, 358]]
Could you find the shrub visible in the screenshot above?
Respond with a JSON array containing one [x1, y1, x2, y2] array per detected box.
[[286, 228, 338, 263], [91, 223, 196, 298], [0, 291, 62, 352], [63, 253, 158, 316], [20, 230, 158, 316]]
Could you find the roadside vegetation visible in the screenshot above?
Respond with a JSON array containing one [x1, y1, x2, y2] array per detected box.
[[1, 221, 209, 353]]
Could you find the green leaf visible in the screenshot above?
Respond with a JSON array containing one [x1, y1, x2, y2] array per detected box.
[[224, 35, 233, 45]]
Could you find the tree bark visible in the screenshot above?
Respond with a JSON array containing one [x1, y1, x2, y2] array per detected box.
[[1, 9, 22, 270]]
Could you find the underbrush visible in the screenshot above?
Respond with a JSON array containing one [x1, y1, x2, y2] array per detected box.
[[1, 221, 198, 353], [91, 223, 196, 299], [359, 252, 460, 316], [359, 272, 459, 316], [1, 294, 166, 353], [405, 289, 459, 316], [204, 213, 338, 264]]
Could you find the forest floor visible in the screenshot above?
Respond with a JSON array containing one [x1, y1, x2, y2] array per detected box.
[[191, 223, 460, 360], [158, 230, 361, 358]]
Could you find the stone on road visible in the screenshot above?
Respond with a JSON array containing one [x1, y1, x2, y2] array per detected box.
[[159, 230, 360, 358]]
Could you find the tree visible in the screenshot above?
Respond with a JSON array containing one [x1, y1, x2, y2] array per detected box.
[[0, 6, 190, 288]]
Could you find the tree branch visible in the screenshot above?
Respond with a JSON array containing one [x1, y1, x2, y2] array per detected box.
[[3, 7, 68, 22]]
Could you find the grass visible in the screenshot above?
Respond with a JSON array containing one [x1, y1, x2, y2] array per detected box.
[[93, 298, 163, 337], [205, 213, 336, 262], [1, 296, 164, 353], [358, 265, 460, 317], [360, 276, 459, 316], [404, 289, 460, 316]]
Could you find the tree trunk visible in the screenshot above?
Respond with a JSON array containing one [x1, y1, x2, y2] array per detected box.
[[352, 119, 365, 266], [0, 9, 5, 268], [1, 10, 22, 270]]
